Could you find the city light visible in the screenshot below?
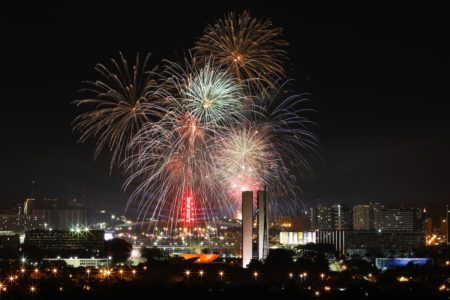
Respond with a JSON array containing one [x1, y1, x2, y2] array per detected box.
[[29, 285, 37, 294]]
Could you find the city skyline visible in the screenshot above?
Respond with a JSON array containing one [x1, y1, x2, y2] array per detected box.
[[1, 2, 449, 214]]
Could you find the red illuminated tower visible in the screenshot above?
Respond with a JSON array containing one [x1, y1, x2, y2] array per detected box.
[[183, 194, 194, 230]]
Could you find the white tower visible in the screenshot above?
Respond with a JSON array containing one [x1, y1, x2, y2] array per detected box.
[[242, 191, 253, 268], [257, 190, 269, 260]]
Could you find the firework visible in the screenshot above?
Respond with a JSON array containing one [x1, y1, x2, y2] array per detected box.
[[215, 86, 318, 215], [162, 56, 244, 128], [73, 13, 318, 235], [194, 11, 289, 95], [72, 52, 165, 171]]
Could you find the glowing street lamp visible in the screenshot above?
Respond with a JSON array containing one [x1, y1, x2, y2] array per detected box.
[[86, 269, 91, 279], [253, 271, 259, 281], [320, 273, 325, 281], [289, 272, 293, 279], [199, 270, 204, 278], [218, 271, 224, 281], [29, 285, 37, 294]]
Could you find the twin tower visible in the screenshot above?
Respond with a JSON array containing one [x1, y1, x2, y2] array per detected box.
[[242, 190, 269, 268]]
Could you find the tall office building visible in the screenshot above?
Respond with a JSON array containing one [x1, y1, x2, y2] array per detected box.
[[257, 190, 268, 260], [447, 205, 450, 244], [332, 204, 352, 230], [24, 198, 36, 215], [376, 208, 417, 231], [352, 203, 384, 230], [426, 217, 433, 237], [310, 205, 333, 230], [353, 205, 372, 230], [441, 218, 448, 239], [242, 191, 253, 268]]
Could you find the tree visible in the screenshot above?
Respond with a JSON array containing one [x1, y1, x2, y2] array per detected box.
[[104, 238, 132, 263]]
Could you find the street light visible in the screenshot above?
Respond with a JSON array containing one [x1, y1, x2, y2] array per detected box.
[[253, 271, 259, 281], [29, 285, 37, 294], [320, 273, 325, 281], [199, 270, 204, 278], [289, 272, 293, 279], [218, 271, 224, 281]]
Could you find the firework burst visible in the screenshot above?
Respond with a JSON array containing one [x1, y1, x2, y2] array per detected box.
[[163, 56, 244, 128], [72, 52, 165, 171], [194, 11, 289, 95]]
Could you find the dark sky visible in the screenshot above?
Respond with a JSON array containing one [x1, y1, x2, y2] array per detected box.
[[1, 2, 449, 217]]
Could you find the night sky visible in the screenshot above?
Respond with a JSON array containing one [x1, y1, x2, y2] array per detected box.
[[1, 3, 449, 217]]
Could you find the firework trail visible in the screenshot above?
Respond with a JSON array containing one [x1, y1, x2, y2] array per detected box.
[[194, 11, 289, 96], [72, 52, 166, 171]]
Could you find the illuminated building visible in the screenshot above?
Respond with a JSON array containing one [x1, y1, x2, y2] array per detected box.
[[426, 217, 433, 236], [447, 205, 450, 244], [24, 229, 104, 253], [375, 258, 431, 270], [242, 191, 253, 268], [0, 231, 20, 252], [376, 208, 418, 231], [0, 214, 45, 233], [352, 203, 384, 230], [332, 204, 352, 230], [279, 231, 316, 246], [310, 205, 333, 230], [24, 198, 36, 215], [441, 218, 448, 240], [257, 190, 268, 260]]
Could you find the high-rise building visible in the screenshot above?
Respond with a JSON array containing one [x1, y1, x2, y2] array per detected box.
[[257, 190, 268, 260], [24, 198, 36, 215], [310, 205, 333, 230], [353, 205, 372, 230], [332, 204, 352, 230], [376, 208, 417, 231], [426, 217, 433, 237], [447, 205, 450, 244], [441, 218, 448, 240], [352, 203, 384, 230], [242, 191, 253, 268]]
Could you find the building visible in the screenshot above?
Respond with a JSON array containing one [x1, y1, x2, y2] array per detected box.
[[310, 205, 333, 230], [0, 231, 20, 253], [0, 214, 45, 233], [352, 203, 385, 230], [332, 205, 352, 230], [57, 207, 87, 229], [280, 231, 316, 246], [353, 205, 372, 230], [257, 190, 268, 260], [316, 230, 346, 254], [242, 191, 253, 268], [375, 258, 431, 270], [442, 218, 448, 240], [43, 257, 109, 268], [426, 217, 433, 237], [447, 205, 450, 244], [316, 230, 425, 256], [24, 229, 104, 254], [376, 208, 418, 231], [24, 198, 36, 215]]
